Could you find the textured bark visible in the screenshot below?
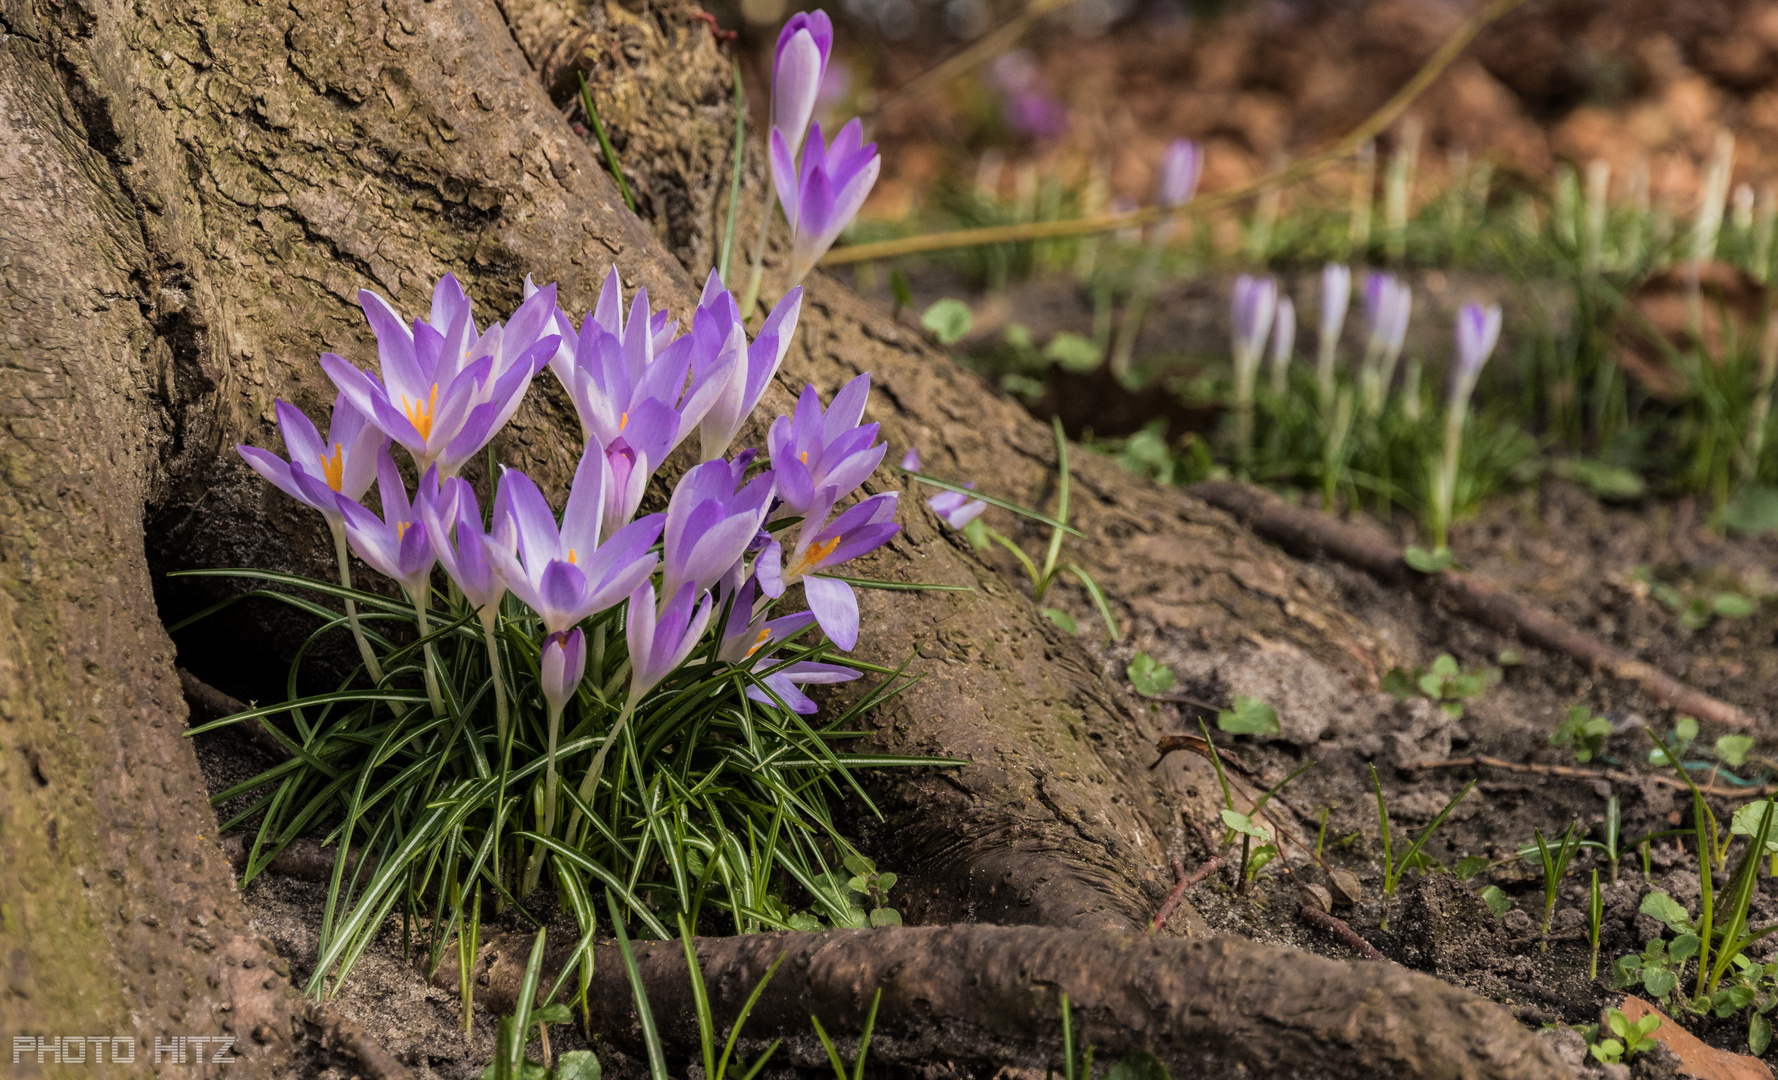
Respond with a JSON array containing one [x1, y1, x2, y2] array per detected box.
[[441, 926, 1574, 1080]]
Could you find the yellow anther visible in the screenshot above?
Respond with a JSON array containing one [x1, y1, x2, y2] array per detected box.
[[620, 411, 629, 433], [745, 628, 772, 659], [799, 451, 808, 464], [318, 442, 346, 492], [396, 520, 410, 541], [787, 534, 842, 579], [567, 548, 578, 564], [401, 384, 440, 441]]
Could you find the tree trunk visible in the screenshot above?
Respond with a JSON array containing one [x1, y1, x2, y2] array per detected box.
[[0, 0, 1568, 1072]]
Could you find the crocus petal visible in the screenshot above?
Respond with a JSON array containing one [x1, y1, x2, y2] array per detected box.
[[771, 28, 823, 156], [801, 574, 860, 650]]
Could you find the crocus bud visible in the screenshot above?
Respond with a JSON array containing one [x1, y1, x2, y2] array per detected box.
[[770, 120, 880, 285], [540, 629, 586, 717], [1157, 139, 1204, 209], [1452, 302, 1502, 403], [1232, 275, 1278, 366], [772, 11, 833, 158], [1319, 264, 1351, 345], [901, 447, 921, 471], [928, 484, 986, 530], [1269, 296, 1296, 395]]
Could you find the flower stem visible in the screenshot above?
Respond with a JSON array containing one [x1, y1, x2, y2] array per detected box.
[[411, 590, 445, 717], [329, 519, 386, 686], [478, 607, 509, 747], [738, 197, 773, 318], [1108, 224, 1170, 383], [565, 700, 635, 850], [522, 698, 566, 896]]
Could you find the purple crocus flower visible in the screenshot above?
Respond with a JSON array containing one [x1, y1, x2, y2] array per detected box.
[[990, 52, 1067, 141], [322, 275, 561, 477], [539, 628, 586, 717], [900, 446, 921, 471], [335, 446, 439, 602], [1363, 272, 1412, 358], [624, 581, 717, 707], [772, 10, 833, 158], [662, 458, 777, 601], [1231, 275, 1278, 366], [1452, 302, 1502, 402], [770, 119, 881, 286], [757, 492, 900, 650], [1157, 139, 1204, 209], [419, 476, 507, 613], [766, 375, 886, 516], [1269, 296, 1296, 395], [747, 657, 861, 714], [928, 483, 987, 530], [690, 271, 804, 461], [480, 447, 663, 634], [238, 394, 385, 521], [715, 575, 817, 664]]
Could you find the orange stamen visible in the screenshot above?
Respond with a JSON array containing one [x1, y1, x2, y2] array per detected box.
[[799, 451, 808, 464], [619, 411, 629, 433], [745, 628, 772, 659], [787, 534, 842, 579], [396, 521, 410, 541], [401, 384, 440, 441], [318, 442, 346, 492], [567, 548, 578, 564]]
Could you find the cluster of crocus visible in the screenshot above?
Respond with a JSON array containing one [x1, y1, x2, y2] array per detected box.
[[238, 265, 899, 892], [988, 51, 1067, 141], [766, 10, 880, 287], [1428, 302, 1502, 551]]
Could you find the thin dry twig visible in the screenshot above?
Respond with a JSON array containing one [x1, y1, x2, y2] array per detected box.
[[1189, 481, 1756, 729], [1410, 754, 1778, 799], [1150, 857, 1221, 933], [825, 0, 1531, 265], [1298, 904, 1389, 963]]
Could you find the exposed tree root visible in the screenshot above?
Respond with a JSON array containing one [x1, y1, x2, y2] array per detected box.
[[436, 925, 1573, 1080], [1410, 755, 1778, 798], [1189, 481, 1755, 729], [303, 1005, 414, 1080]]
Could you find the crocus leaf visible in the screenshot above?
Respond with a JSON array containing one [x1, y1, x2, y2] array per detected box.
[[1217, 696, 1280, 737], [1403, 545, 1454, 573]]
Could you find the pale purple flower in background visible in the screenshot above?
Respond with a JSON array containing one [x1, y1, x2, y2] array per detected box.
[[756, 492, 900, 649], [323, 275, 561, 477], [1157, 139, 1204, 209], [814, 57, 853, 130], [335, 446, 439, 603], [1451, 302, 1502, 404], [661, 458, 776, 601], [691, 270, 804, 461], [481, 447, 663, 633], [772, 10, 834, 158], [238, 394, 385, 522], [1231, 275, 1278, 369], [419, 477, 507, 614], [1316, 263, 1352, 405], [770, 119, 881, 285], [767, 374, 885, 516], [989, 51, 1066, 140], [624, 581, 717, 708], [1360, 272, 1413, 413], [1268, 295, 1296, 396], [900, 446, 921, 471], [927, 483, 987, 530], [539, 628, 586, 717]]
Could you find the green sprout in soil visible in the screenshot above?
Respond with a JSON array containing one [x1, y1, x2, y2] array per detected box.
[[1530, 821, 1583, 952], [1381, 653, 1500, 719], [1587, 869, 1604, 982], [1369, 765, 1475, 929], [812, 987, 882, 1080], [1549, 704, 1612, 763], [1585, 1009, 1661, 1065]]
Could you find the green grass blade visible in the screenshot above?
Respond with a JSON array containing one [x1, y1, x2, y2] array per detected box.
[[902, 471, 1083, 535], [606, 890, 668, 1080]]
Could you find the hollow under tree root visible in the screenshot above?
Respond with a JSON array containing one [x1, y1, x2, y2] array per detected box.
[[1189, 480, 1755, 728], [438, 925, 1573, 1080]]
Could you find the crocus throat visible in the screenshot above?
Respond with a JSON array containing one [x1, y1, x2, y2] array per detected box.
[[402, 384, 440, 441], [787, 534, 842, 579], [746, 628, 771, 658], [318, 442, 346, 492]]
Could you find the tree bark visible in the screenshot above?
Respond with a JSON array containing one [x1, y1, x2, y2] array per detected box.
[[0, 0, 1577, 1071]]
